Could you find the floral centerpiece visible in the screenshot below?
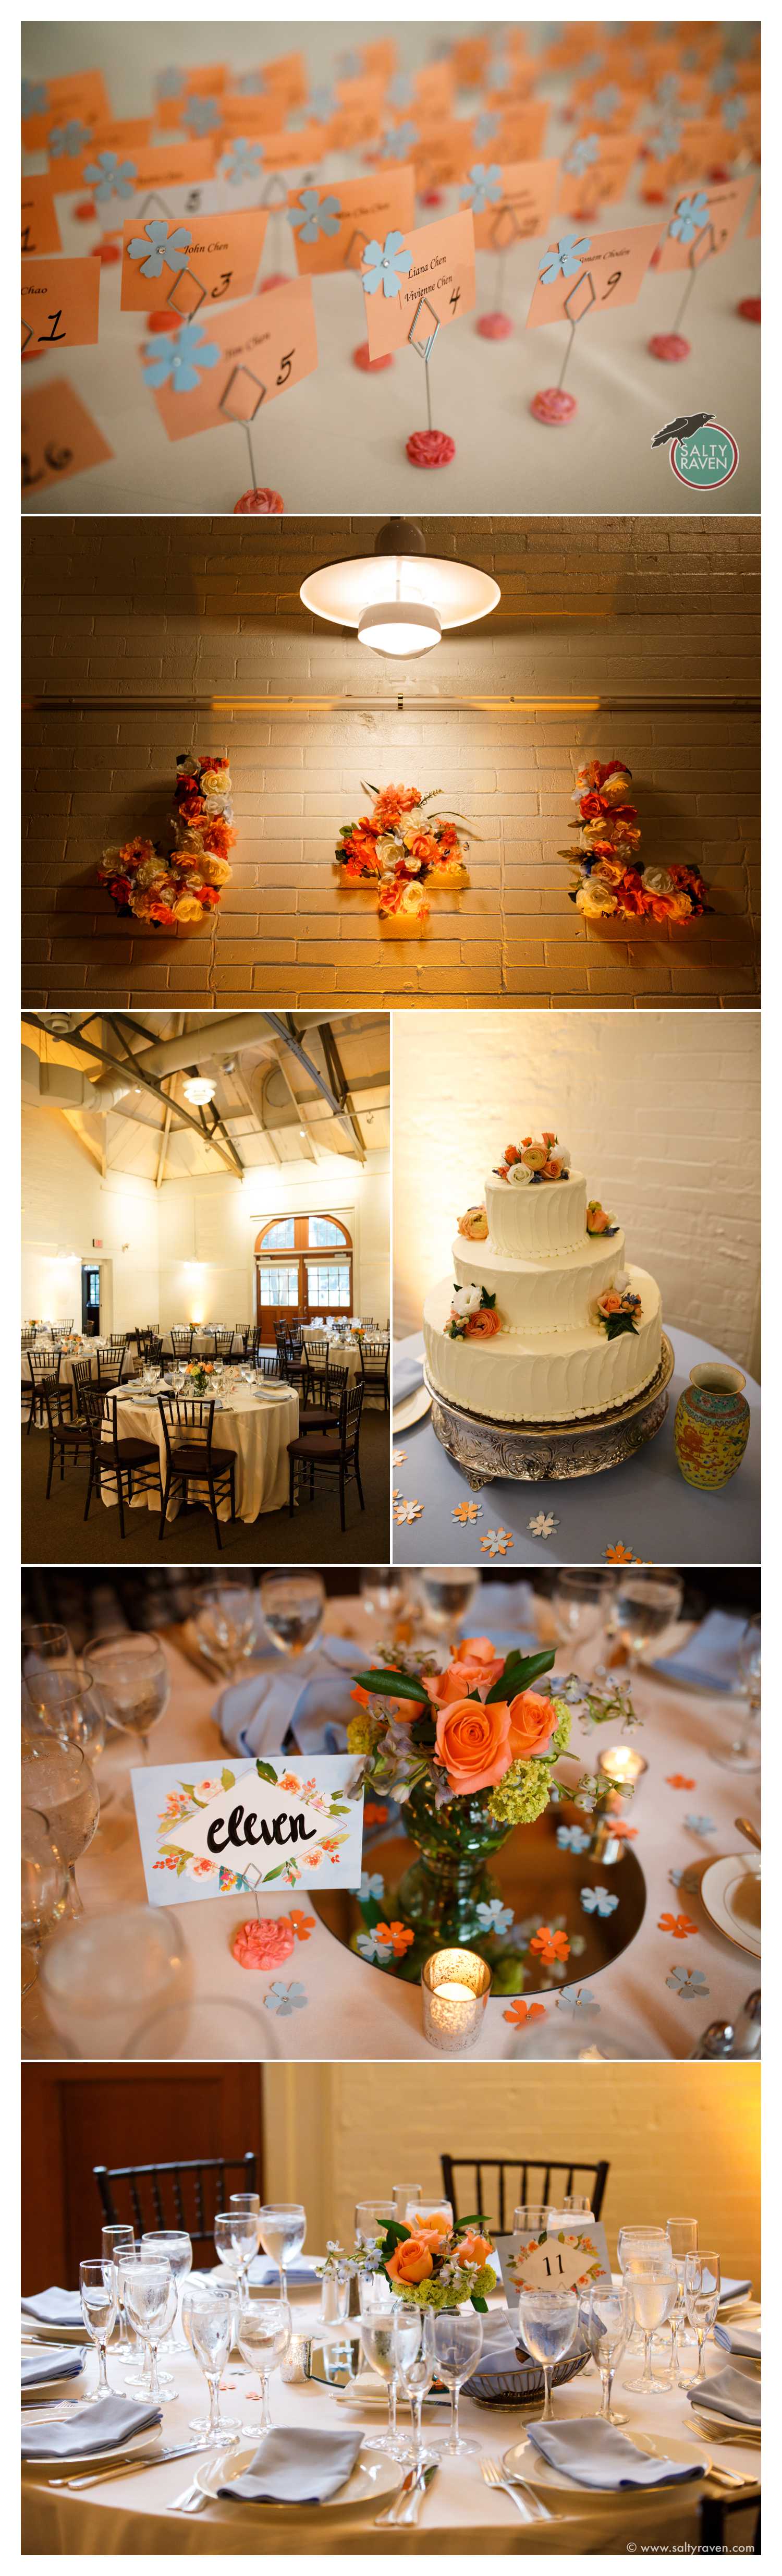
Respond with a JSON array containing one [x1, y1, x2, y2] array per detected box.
[[373, 2211, 494, 2312], [185, 1357, 214, 1395], [335, 781, 474, 930], [562, 757, 710, 924], [97, 753, 236, 930]]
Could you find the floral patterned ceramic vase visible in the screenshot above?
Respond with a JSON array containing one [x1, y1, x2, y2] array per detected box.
[[673, 1363, 750, 1490]]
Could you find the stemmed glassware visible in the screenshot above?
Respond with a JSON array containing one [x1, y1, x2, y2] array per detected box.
[[21, 1624, 78, 1681], [355, 2199, 395, 2247], [184, 2281, 240, 2450], [21, 1738, 100, 1918], [229, 2191, 261, 2246], [84, 1632, 170, 1766], [580, 2285, 633, 2425], [260, 1574, 325, 1660], [122, 2258, 177, 2403], [236, 2295, 291, 2430], [512, 2204, 551, 2238], [101, 2224, 135, 2358], [552, 1569, 614, 1656], [257, 2202, 306, 2301], [392, 2306, 436, 2476], [664, 2218, 699, 2385], [516, 2290, 577, 2423], [416, 1567, 479, 1635], [358, 2275, 411, 2459], [721, 1615, 761, 1771], [79, 2258, 117, 2401], [359, 1569, 408, 1638], [625, 2256, 679, 2393], [22, 1663, 107, 1766], [215, 2208, 258, 2295], [21, 1817, 68, 1993], [140, 2231, 192, 2346], [683, 2251, 721, 2379], [193, 1579, 258, 1682], [424, 2307, 484, 2455], [608, 1571, 684, 1670]]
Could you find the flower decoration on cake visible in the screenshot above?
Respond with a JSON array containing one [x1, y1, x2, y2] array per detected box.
[[335, 781, 473, 929], [97, 754, 236, 930], [493, 1133, 571, 1184], [561, 756, 711, 924], [585, 1199, 619, 1237], [457, 1205, 489, 1241], [445, 1284, 502, 1340], [592, 1278, 643, 1340]]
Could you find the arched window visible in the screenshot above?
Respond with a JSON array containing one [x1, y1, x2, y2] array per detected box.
[[253, 1215, 353, 1334]]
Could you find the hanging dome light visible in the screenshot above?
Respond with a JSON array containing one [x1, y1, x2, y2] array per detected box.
[[184, 1075, 216, 1105], [300, 516, 500, 660]]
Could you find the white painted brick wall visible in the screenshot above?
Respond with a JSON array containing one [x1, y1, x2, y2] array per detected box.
[[392, 1010, 760, 1372], [22, 517, 759, 1010]]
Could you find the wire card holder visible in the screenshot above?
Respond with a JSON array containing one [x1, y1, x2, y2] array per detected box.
[[649, 219, 718, 363], [530, 267, 596, 427]]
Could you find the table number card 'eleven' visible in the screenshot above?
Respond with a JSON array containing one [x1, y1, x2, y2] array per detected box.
[[132, 1753, 364, 1904], [494, 2224, 612, 2304]]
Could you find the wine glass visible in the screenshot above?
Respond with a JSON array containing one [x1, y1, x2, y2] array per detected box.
[[517, 2290, 577, 2422], [392, 2183, 422, 2219], [721, 1614, 761, 1770], [355, 2198, 395, 2248], [561, 2194, 592, 2217], [21, 1623, 78, 1680], [22, 1663, 107, 1765], [140, 2232, 192, 2345], [236, 2295, 291, 2431], [552, 1569, 614, 1656], [186, 2282, 240, 2449], [580, 2285, 633, 2425], [193, 1579, 258, 1681], [404, 2199, 453, 2232], [683, 2251, 721, 2380], [79, 2258, 117, 2402], [416, 1567, 479, 1634], [215, 2208, 257, 2293], [229, 2191, 261, 2250], [21, 1738, 100, 1917], [359, 1568, 408, 1637], [392, 2305, 437, 2477], [663, 2217, 699, 2385], [123, 2258, 177, 2403], [101, 2225, 135, 2359], [424, 2306, 484, 2455], [85, 1632, 170, 1764], [257, 2202, 306, 2302], [358, 2276, 410, 2459], [260, 1573, 326, 1659], [20, 1820, 68, 1995], [609, 1572, 684, 1669], [625, 2257, 679, 2393], [179, 2278, 237, 2437], [512, 2205, 551, 2237]]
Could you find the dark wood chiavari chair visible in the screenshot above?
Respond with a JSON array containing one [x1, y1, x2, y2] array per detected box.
[[170, 1327, 194, 1361], [301, 1357, 349, 1432], [439, 2155, 610, 2230], [83, 1391, 161, 1540], [288, 1380, 365, 1531], [157, 1394, 237, 1549], [359, 1336, 390, 1409], [96, 1338, 128, 1391], [41, 1379, 93, 1500], [26, 1347, 64, 1433], [212, 1328, 235, 1359], [94, 2151, 258, 2253]]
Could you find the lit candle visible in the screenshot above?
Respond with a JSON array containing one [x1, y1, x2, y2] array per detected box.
[[597, 1745, 648, 1793], [421, 1946, 491, 2053]]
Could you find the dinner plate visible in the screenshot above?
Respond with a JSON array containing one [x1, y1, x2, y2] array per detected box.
[[22, 2429, 163, 2472], [392, 1383, 431, 1434], [336, 2371, 448, 2411], [700, 1853, 761, 1957], [194, 2438, 400, 2515], [22, 2371, 87, 2403], [503, 2427, 708, 2502], [21, 2322, 90, 2345]]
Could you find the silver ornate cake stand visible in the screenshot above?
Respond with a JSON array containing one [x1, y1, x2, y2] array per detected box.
[[425, 1332, 675, 1486]]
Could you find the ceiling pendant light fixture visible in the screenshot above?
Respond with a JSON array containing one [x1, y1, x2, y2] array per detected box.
[[183, 1074, 216, 1105], [300, 517, 500, 661]]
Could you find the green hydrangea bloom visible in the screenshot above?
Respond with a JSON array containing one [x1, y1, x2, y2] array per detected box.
[[486, 1757, 553, 1827], [393, 2262, 495, 2311], [346, 1713, 381, 1756], [549, 1701, 572, 1758]]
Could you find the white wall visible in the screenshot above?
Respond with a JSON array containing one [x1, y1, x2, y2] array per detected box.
[[146, 1152, 390, 1328], [21, 1105, 160, 1331], [392, 1012, 761, 1375]]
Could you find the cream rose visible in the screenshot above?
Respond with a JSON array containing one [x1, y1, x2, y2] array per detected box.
[[507, 1160, 532, 1187], [450, 1284, 482, 1316], [642, 865, 675, 896]]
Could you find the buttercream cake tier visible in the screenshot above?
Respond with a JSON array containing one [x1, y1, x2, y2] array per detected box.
[[423, 1266, 663, 1425], [485, 1170, 586, 1257], [451, 1227, 628, 1335]]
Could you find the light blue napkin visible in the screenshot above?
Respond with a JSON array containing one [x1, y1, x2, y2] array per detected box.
[[392, 1350, 424, 1408], [249, 2256, 320, 2288], [719, 2277, 752, 2306], [528, 2418, 708, 2488], [218, 2427, 363, 2504], [21, 2348, 85, 2388], [653, 1609, 747, 1693], [715, 2319, 761, 2360], [217, 1636, 358, 1759], [21, 2394, 162, 2460], [688, 2363, 761, 2428], [21, 2288, 83, 2327]]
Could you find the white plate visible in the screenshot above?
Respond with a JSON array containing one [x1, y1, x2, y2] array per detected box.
[[392, 1382, 431, 1434], [194, 2437, 400, 2515], [21, 2321, 90, 2345], [22, 2429, 163, 2472], [701, 1852, 761, 1957], [503, 2426, 708, 2500], [22, 2371, 87, 2403], [337, 2371, 448, 2411]]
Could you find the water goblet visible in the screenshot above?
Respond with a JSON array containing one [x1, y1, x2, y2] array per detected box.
[[355, 2199, 395, 2250], [392, 2184, 422, 2219], [101, 2224, 135, 2358], [392, 2305, 437, 2475], [721, 1615, 761, 1770], [625, 2258, 678, 2393], [260, 1573, 325, 1659], [236, 2295, 291, 2431], [358, 2278, 410, 2459], [20, 1823, 68, 1995], [257, 2202, 306, 2302], [84, 1631, 170, 1765], [617, 2228, 668, 2357], [79, 2258, 117, 2401], [186, 2282, 240, 2450], [580, 2285, 633, 2425], [215, 2208, 258, 2294], [608, 1571, 684, 1670], [140, 2230, 192, 2346], [512, 2205, 551, 2237], [517, 2290, 578, 2421], [21, 1624, 78, 1680], [552, 1568, 615, 1655], [683, 2251, 721, 2380], [416, 1566, 479, 1634], [424, 2306, 484, 2454], [359, 1568, 408, 1637], [663, 2217, 699, 2385], [123, 2258, 177, 2404], [21, 1738, 100, 1918], [229, 2191, 261, 2250], [194, 1578, 257, 1681]]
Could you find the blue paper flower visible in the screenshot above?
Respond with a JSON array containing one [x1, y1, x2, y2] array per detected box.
[[723, 94, 747, 131], [648, 122, 683, 162], [564, 134, 601, 177], [556, 1823, 592, 1855], [538, 234, 591, 284], [558, 1985, 601, 2017], [219, 138, 265, 186], [265, 1979, 308, 2016], [127, 220, 192, 280], [359, 1870, 385, 1904], [666, 1965, 710, 2000], [460, 162, 503, 215], [143, 321, 221, 395], [592, 85, 621, 118], [655, 74, 682, 109], [684, 1813, 716, 1837], [237, 72, 267, 96], [475, 1897, 515, 1934], [82, 151, 138, 204], [711, 63, 737, 96], [362, 230, 413, 300], [306, 84, 337, 119], [580, 1884, 619, 1918], [382, 121, 419, 163], [288, 189, 342, 244], [669, 1863, 702, 1894], [356, 1929, 394, 1963], [473, 111, 500, 147], [669, 191, 711, 246], [22, 80, 48, 116], [156, 69, 184, 100], [387, 74, 414, 109], [47, 118, 93, 159], [488, 57, 513, 93], [184, 96, 222, 137]]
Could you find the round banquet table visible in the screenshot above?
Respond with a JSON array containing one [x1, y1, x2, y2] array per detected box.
[[301, 1337, 363, 1386], [21, 1342, 115, 1392], [20, 2283, 760, 2557], [21, 1601, 761, 2064], [390, 1327, 760, 1565], [100, 1383, 298, 1522]]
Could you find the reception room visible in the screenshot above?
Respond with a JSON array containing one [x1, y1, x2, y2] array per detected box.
[[21, 1010, 390, 1561], [21, 2054, 760, 2551]]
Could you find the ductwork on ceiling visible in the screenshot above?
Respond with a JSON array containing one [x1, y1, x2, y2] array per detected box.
[[124, 1015, 266, 1077], [21, 1046, 132, 1115]]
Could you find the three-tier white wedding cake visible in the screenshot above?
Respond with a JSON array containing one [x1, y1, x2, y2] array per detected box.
[[422, 1131, 663, 1425]]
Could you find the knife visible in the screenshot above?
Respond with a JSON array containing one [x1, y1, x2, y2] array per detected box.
[[43, 2443, 209, 2490], [374, 2461, 437, 2526]]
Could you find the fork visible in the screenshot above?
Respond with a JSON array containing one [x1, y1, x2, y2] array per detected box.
[[481, 2454, 540, 2521]]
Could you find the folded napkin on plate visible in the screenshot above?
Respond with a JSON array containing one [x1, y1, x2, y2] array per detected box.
[[719, 2277, 753, 2306], [218, 1636, 358, 1760], [218, 2427, 363, 2505], [688, 2362, 761, 2428], [715, 2318, 761, 2360], [21, 2348, 84, 2388], [21, 2395, 162, 2461], [653, 1608, 747, 1694], [392, 1351, 424, 1408], [249, 2256, 320, 2288], [528, 2418, 707, 2489], [21, 2289, 83, 2328]]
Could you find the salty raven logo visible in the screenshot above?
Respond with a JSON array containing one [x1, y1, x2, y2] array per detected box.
[[651, 411, 714, 448]]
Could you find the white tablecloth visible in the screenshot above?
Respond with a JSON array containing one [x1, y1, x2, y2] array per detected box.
[[101, 1385, 298, 1522], [19, 2294, 760, 2556], [21, 1610, 761, 2064], [22, 1343, 115, 1390], [302, 1338, 362, 1386], [161, 1333, 247, 1361]]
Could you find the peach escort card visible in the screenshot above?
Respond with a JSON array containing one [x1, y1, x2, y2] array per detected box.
[[526, 223, 660, 330], [132, 1753, 364, 1904], [558, 131, 640, 217], [121, 209, 268, 312], [218, 118, 328, 172], [326, 78, 386, 153], [404, 123, 477, 190], [21, 256, 101, 353], [641, 118, 732, 201], [287, 169, 416, 277], [21, 377, 113, 498], [144, 276, 317, 443], [490, 103, 551, 165], [68, 139, 218, 205], [387, 62, 456, 125], [46, 118, 153, 193], [748, 185, 761, 241], [361, 210, 476, 362], [155, 63, 229, 128], [467, 159, 561, 252], [21, 67, 111, 152], [21, 178, 62, 258], [655, 174, 756, 274]]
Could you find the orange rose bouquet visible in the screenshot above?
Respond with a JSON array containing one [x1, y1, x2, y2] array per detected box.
[[368, 2211, 496, 2312], [98, 753, 236, 931], [560, 754, 711, 924], [335, 780, 473, 927], [348, 1637, 572, 1838]]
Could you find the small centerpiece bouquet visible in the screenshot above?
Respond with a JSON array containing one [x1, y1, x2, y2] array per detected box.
[[98, 753, 236, 931], [335, 781, 473, 929], [185, 1357, 214, 1396], [372, 2211, 495, 2312], [493, 1134, 570, 1184], [562, 756, 710, 924]]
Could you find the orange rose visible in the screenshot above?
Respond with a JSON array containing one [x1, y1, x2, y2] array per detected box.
[[385, 2235, 434, 2285], [540, 1158, 563, 1181], [456, 2230, 493, 2266], [427, 1636, 505, 1710], [586, 1203, 610, 1235], [507, 1689, 557, 1761], [414, 2212, 452, 2239], [504, 1144, 521, 1164], [598, 1291, 623, 1315], [521, 1144, 547, 1172], [435, 1697, 512, 1794], [466, 1307, 500, 1338], [404, 829, 439, 864]]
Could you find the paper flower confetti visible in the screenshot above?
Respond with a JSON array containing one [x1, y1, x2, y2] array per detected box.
[[669, 1864, 702, 1895], [143, 322, 220, 395], [608, 1819, 638, 1840], [530, 1925, 571, 1966], [220, 138, 265, 185], [658, 1912, 699, 1940], [375, 1920, 414, 1957], [357, 1927, 395, 1962], [82, 151, 138, 203], [392, 1448, 407, 1467], [593, 85, 621, 117], [48, 118, 93, 157], [538, 234, 591, 284], [722, 94, 748, 131], [288, 189, 342, 243], [475, 1898, 515, 1935], [363, 1801, 388, 1829], [604, 1542, 636, 1563], [666, 1965, 710, 2000], [557, 1823, 592, 1855], [232, 1917, 296, 1970], [184, 96, 222, 136], [669, 190, 710, 245], [265, 1979, 309, 2016], [127, 220, 191, 279], [288, 1909, 315, 1941], [528, 1511, 559, 1539], [362, 230, 413, 297], [382, 122, 419, 162], [580, 1884, 619, 1918], [474, 110, 501, 146], [666, 1775, 697, 1791], [503, 1997, 547, 2027], [387, 72, 414, 107], [460, 162, 503, 214], [684, 1814, 716, 1837], [453, 1499, 482, 1523], [480, 1527, 514, 1557], [564, 134, 601, 176], [393, 1497, 424, 1525], [557, 1984, 601, 2017], [359, 1871, 385, 1904]]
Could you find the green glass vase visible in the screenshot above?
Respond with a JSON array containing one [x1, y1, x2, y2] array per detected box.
[[396, 1774, 512, 1962]]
